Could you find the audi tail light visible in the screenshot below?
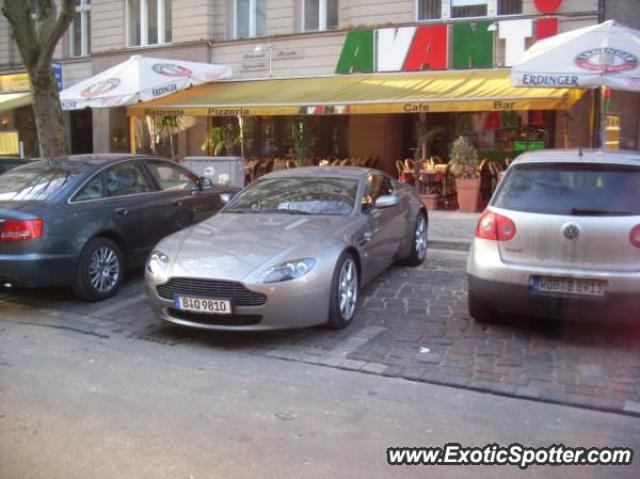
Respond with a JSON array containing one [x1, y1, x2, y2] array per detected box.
[[0, 219, 44, 242]]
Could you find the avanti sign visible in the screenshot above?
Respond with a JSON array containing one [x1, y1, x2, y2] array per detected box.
[[335, 20, 554, 74], [336, 0, 566, 75]]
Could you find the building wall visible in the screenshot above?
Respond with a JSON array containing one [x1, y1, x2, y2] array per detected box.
[[605, 0, 640, 149], [0, 0, 605, 155], [605, 0, 640, 29]]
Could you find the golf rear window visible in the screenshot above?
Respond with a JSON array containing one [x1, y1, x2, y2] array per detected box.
[[493, 162, 640, 216]]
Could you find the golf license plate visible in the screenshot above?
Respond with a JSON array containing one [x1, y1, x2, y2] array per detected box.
[[532, 276, 606, 297], [174, 296, 232, 315]]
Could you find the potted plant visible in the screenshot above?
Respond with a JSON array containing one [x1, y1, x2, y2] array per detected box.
[[420, 185, 440, 210], [449, 136, 481, 212], [201, 123, 240, 156], [289, 117, 313, 166]]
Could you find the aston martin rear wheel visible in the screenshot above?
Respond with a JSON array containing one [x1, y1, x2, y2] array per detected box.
[[326, 252, 359, 329]]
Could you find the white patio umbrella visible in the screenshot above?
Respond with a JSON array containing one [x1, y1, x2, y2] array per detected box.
[[60, 55, 232, 110], [511, 20, 640, 147]]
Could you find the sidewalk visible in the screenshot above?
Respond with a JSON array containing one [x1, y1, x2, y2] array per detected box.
[[427, 210, 480, 251]]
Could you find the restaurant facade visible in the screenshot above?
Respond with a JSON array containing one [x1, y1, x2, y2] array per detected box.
[[3, 0, 637, 167]]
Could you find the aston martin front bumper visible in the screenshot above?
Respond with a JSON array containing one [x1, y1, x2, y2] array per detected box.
[[145, 269, 334, 331]]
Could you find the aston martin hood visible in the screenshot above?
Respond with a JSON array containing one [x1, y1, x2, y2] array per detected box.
[[168, 213, 353, 280]]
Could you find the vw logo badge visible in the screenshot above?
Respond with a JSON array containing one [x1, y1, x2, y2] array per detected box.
[[562, 223, 580, 241]]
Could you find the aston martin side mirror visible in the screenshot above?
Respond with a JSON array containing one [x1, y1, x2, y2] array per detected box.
[[375, 194, 399, 209]]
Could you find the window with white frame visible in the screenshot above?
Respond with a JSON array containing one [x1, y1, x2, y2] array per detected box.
[[128, 0, 172, 47], [302, 0, 338, 32], [235, 0, 266, 38], [418, 0, 522, 20], [70, 0, 91, 57]]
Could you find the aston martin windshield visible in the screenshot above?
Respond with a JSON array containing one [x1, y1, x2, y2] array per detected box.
[[225, 177, 359, 216]]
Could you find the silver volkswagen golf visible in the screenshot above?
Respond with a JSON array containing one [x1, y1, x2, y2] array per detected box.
[[467, 149, 640, 322]]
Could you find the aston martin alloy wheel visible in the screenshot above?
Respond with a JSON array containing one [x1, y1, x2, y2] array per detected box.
[[398, 213, 428, 266], [327, 252, 359, 329]]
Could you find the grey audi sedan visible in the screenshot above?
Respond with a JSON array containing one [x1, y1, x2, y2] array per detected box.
[[468, 149, 640, 322], [0, 154, 237, 300], [146, 167, 428, 331]]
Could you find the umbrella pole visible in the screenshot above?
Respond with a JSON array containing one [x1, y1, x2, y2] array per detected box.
[[599, 84, 607, 150]]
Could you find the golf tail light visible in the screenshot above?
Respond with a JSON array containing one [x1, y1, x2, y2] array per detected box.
[[630, 225, 640, 249], [475, 211, 516, 242], [0, 219, 44, 242]]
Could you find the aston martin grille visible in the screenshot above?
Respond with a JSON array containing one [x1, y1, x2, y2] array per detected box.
[[167, 309, 262, 326], [157, 278, 267, 306]]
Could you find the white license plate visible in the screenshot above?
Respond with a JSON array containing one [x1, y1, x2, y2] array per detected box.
[[532, 276, 606, 297], [174, 296, 232, 315]]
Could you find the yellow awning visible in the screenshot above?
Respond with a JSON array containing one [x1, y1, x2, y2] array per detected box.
[[127, 69, 585, 117], [0, 92, 32, 113]]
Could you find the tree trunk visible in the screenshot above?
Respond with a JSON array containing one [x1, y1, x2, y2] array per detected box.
[[30, 67, 68, 157]]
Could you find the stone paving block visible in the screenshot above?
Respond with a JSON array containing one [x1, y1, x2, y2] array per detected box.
[[2, 252, 640, 417], [623, 400, 640, 415], [360, 362, 387, 375]]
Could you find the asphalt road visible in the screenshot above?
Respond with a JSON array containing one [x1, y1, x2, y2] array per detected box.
[[1, 319, 639, 479]]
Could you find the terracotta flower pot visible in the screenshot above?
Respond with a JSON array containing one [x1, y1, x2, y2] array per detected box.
[[420, 194, 439, 210], [455, 178, 481, 212]]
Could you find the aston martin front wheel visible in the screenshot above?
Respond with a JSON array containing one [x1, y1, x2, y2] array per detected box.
[[326, 252, 359, 329], [398, 212, 427, 266]]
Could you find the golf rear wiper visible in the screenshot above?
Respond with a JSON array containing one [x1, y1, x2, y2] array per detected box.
[[570, 208, 633, 216]]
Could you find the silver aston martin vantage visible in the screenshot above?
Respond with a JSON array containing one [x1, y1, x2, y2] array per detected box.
[[145, 167, 428, 331]]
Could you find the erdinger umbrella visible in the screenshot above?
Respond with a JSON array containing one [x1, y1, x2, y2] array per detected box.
[[511, 20, 640, 92], [60, 55, 232, 110], [511, 20, 640, 147]]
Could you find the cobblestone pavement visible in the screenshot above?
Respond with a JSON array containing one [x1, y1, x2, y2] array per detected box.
[[1, 250, 639, 416]]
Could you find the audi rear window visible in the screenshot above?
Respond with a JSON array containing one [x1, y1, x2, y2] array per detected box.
[[493, 162, 640, 216], [0, 161, 83, 201]]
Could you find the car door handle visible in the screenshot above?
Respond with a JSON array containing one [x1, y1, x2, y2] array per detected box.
[[114, 207, 128, 216], [358, 231, 373, 246]]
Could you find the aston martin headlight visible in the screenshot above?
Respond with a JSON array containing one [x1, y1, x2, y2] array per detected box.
[[147, 250, 170, 275], [260, 258, 316, 284]]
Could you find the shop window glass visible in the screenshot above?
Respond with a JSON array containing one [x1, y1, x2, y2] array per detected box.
[[418, 0, 441, 20], [451, 0, 488, 18]]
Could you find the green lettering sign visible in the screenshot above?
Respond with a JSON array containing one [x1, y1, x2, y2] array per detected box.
[[452, 22, 494, 69], [336, 30, 374, 74]]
